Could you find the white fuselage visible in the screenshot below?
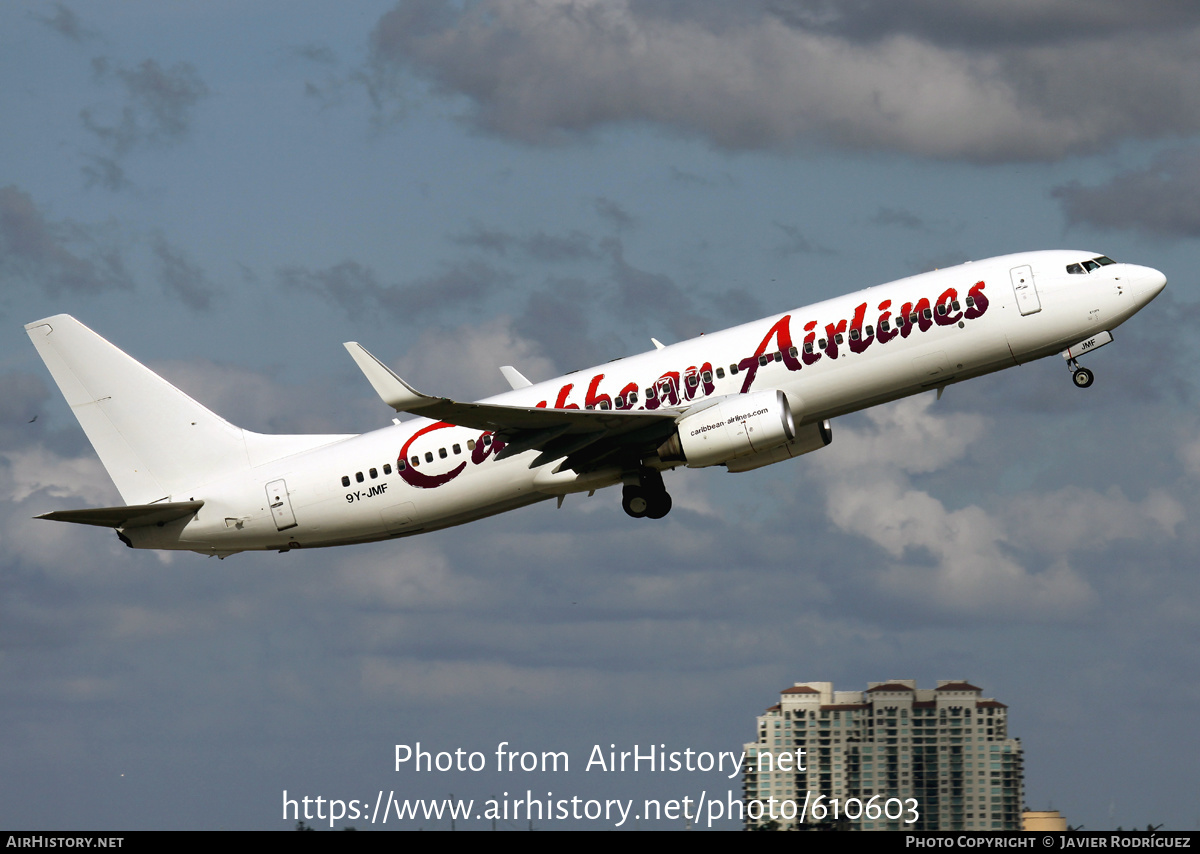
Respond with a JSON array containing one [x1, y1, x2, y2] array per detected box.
[[126, 251, 1166, 555]]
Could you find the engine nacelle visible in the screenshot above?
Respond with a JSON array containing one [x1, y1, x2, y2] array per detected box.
[[657, 390, 795, 468], [725, 418, 832, 472]]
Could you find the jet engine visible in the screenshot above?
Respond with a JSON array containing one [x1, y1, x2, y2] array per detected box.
[[724, 418, 832, 472], [657, 389, 797, 468]]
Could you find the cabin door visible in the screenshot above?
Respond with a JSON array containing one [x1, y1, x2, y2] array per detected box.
[[1010, 265, 1041, 316], [266, 479, 297, 531]]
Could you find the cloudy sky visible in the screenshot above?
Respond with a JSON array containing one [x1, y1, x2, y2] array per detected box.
[[3, 0, 1199, 831]]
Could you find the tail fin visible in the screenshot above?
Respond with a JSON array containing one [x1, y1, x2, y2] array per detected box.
[[25, 315, 349, 505]]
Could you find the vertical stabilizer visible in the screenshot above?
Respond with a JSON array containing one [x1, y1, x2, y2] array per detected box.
[[25, 315, 250, 504]]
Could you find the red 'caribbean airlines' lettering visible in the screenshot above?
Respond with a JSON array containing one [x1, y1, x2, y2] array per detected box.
[[540, 282, 988, 408]]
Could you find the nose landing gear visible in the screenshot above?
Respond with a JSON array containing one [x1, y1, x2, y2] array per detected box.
[[621, 467, 673, 519], [1067, 358, 1094, 388], [1062, 332, 1112, 389]]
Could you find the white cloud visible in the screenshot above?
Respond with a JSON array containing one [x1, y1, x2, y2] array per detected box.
[[0, 447, 115, 505], [816, 393, 985, 475], [329, 541, 484, 610], [0, 446, 193, 575], [150, 358, 367, 435], [1004, 486, 1184, 555], [371, 0, 1200, 161], [392, 316, 559, 400], [1180, 435, 1200, 477], [811, 397, 1099, 618]]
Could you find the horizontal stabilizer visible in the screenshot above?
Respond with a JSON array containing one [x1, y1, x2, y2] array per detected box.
[[37, 500, 204, 529]]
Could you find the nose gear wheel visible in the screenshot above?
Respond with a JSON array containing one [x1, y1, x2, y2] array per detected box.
[[1067, 358, 1094, 389]]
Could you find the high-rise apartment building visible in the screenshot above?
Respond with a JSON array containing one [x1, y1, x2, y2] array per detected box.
[[743, 680, 1023, 831]]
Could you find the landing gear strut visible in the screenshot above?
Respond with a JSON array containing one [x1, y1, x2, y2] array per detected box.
[[621, 467, 672, 519], [1067, 358, 1094, 389]]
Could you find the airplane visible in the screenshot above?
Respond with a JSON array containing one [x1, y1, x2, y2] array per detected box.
[[26, 250, 1165, 558]]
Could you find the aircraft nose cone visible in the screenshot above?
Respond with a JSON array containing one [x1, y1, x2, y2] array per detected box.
[[1143, 267, 1167, 299]]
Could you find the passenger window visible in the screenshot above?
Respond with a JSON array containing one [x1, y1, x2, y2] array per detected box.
[[687, 374, 698, 387], [467, 440, 476, 451], [865, 325, 873, 336], [849, 329, 860, 341], [758, 354, 769, 366], [341, 475, 350, 487], [773, 351, 782, 362], [614, 396, 624, 408], [835, 333, 844, 345], [452, 443, 461, 454], [880, 320, 890, 333], [383, 463, 392, 475], [599, 400, 610, 410], [484, 435, 492, 447], [909, 312, 918, 323], [410, 456, 419, 467], [966, 296, 975, 307], [425, 452, 433, 463], [356, 472, 364, 483], [921, 309, 932, 320], [952, 301, 960, 312], [818, 339, 827, 349], [716, 367, 725, 379], [788, 347, 798, 359], [370, 467, 378, 479], [645, 386, 657, 399], [702, 370, 713, 383], [628, 391, 638, 404], [730, 364, 738, 375], [936, 304, 946, 316], [439, 448, 447, 459], [397, 459, 407, 471], [804, 341, 814, 353]]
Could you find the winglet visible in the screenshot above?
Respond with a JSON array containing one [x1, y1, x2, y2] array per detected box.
[[651, 338, 666, 350], [500, 365, 532, 389], [343, 342, 434, 412]]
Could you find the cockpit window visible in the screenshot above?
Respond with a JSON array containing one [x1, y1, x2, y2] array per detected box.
[[1067, 255, 1116, 275]]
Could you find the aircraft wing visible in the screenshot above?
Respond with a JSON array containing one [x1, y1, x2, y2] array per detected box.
[[344, 342, 682, 469]]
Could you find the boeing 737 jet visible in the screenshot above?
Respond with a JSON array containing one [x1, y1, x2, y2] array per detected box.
[[26, 250, 1165, 557]]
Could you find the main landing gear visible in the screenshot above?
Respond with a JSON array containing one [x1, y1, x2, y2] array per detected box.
[[1067, 358, 1094, 389], [622, 467, 672, 520]]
